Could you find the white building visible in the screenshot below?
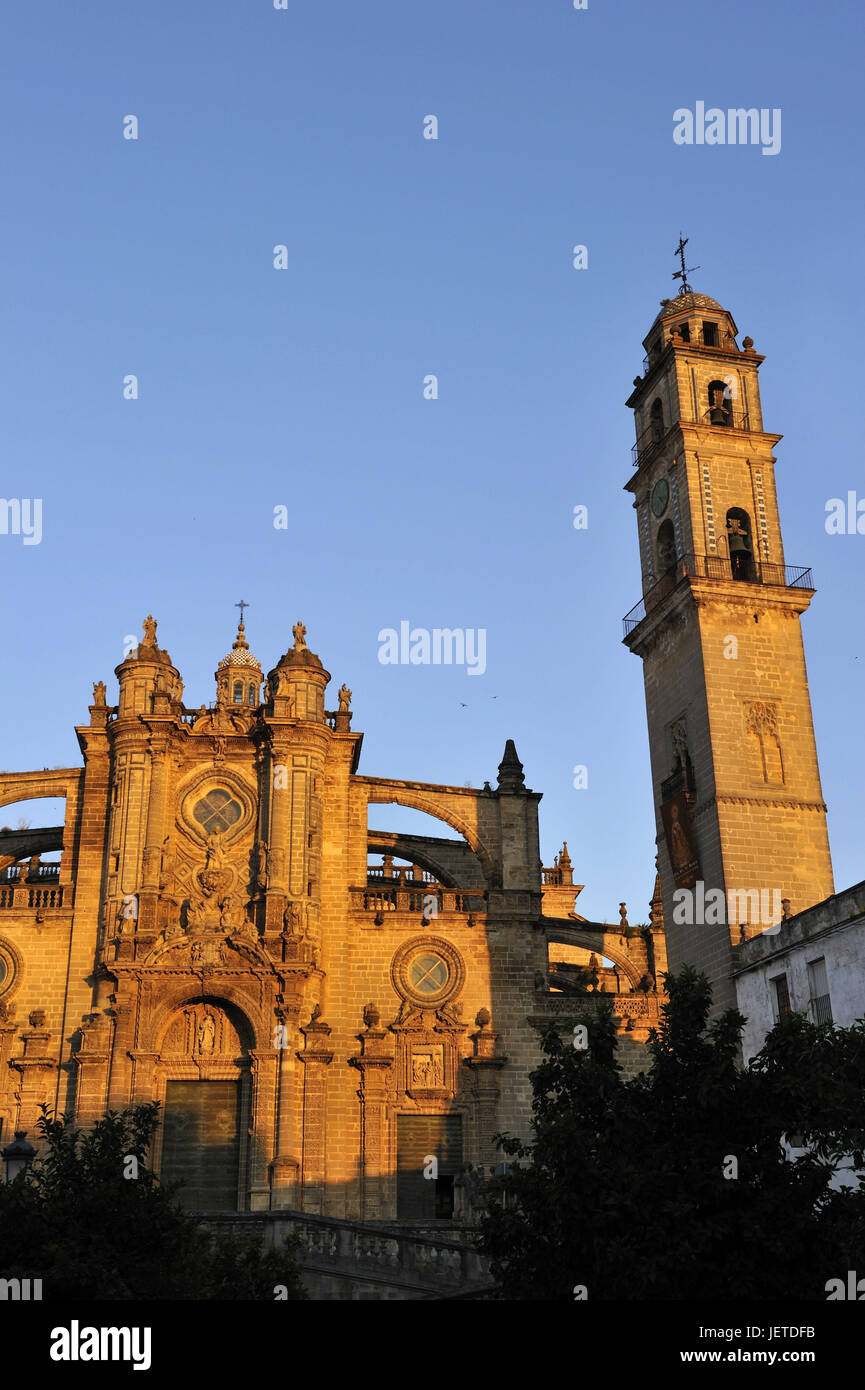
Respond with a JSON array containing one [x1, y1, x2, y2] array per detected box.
[[733, 880, 865, 1064]]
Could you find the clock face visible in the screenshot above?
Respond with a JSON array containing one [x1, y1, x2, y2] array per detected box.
[[651, 478, 670, 517]]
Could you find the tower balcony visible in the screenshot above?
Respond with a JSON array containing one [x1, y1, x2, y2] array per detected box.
[[630, 407, 752, 469], [622, 553, 814, 637], [631, 423, 676, 470]]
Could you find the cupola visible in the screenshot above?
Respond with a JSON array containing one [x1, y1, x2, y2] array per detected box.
[[215, 621, 263, 708]]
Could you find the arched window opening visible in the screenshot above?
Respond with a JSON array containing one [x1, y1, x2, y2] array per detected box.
[[650, 397, 665, 442], [247, 683, 256, 707], [656, 518, 677, 574], [232, 680, 243, 704], [726, 507, 754, 580], [707, 380, 733, 426]]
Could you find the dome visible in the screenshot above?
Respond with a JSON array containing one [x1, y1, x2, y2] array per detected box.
[[652, 291, 726, 326], [273, 621, 325, 672], [276, 645, 324, 671], [217, 622, 262, 672]]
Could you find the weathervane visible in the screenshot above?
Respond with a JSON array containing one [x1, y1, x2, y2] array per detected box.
[[672, 234, 700, 294], [235, 599, 250, 623]]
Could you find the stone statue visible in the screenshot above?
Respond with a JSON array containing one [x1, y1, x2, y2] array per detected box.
[[141, 615, 158, 648], [337, 684, 352, 712], [92, 681, 106, 706], [292, 621, 307, 651], [159, 836, 175, 891], [198, 1013, 216, 1053], [205, 828, 227, 871], [254, 839, 268, 892], [362, 1001, 380, 1029], [668, 802, 694, 869], [283, 900, 304, 936], [219, 894, 246, 932], [309, 1002, 322, 1024]]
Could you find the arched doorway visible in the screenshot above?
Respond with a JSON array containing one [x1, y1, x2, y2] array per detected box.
[[155, 998, 252, 1211]]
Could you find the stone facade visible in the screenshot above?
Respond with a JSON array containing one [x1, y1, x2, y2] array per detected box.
[[623, 290, 834, 1013], [0, 620, 663, 1223]]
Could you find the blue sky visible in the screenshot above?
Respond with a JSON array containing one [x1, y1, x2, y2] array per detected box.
[[1, 0, 862, 921]]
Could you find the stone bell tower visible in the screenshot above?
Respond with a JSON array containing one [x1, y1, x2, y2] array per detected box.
[[622, 269, 833, 1012]]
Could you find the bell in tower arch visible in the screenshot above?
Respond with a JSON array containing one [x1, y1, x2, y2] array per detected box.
[[726, 508, 754, 581]]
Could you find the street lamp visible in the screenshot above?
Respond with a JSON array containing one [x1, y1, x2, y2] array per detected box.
[[2, 1130, 35, 1181]]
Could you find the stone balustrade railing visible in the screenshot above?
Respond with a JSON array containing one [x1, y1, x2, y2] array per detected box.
[[0, 884, 65, 909], [351, 886, 484, 916]]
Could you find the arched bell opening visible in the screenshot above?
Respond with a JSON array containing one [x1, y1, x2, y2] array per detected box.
[[726, 506, 755, 581], [656, 518, 677, 574], [707, 379, 733, 426]]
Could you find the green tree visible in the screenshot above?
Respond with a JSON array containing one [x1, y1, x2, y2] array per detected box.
[[479, 967, 865, 1300], [0, 1103, 307, 1300]]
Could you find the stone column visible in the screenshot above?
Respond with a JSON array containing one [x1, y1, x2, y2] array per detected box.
[[72, 1014, 113, 1125], [298, 1017, 333, 1214], [270, 1006, 303, 1209], [351, 1022, 395, 1220], [465, 1021, 506, 1166], [265, 741, 290, 932], [10, 1023, 56, 1139]]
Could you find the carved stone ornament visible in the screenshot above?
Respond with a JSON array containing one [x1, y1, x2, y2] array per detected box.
[[746, 700, 778, 737]]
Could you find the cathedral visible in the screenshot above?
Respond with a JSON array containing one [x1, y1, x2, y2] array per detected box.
[[0, 614, 661, 1226], [0, 275, 856, 1290]]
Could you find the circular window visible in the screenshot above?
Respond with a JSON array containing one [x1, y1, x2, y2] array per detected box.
[[408, 952, 449, 996], [0, 938, 21, 999], [392, 937, 464, 1007], [192, 788, 242, 835]]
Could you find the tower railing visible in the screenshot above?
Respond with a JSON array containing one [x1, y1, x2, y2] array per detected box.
[[623, 554, 814, 637], [699, 406, 751, 431], [631, 423, 674, 469], [631, 407, 754, 468]]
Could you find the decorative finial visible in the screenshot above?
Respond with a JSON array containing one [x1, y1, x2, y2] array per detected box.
[[292, 620, 307, 651], [672, 233, 700, 295], [235, 599, 250, 622], [497, 739, 525, 793]]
